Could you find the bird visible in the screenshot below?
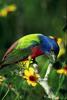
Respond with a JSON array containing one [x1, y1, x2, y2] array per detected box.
[[0, 33, 59, 69]]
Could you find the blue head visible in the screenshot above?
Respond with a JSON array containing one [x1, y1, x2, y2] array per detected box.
[[39, 34, 59, 56]]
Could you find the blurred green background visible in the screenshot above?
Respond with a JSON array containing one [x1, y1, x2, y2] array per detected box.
[[0, 0, 67, 100]]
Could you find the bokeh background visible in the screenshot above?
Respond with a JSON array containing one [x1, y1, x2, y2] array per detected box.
[[0, 0, 67, 100]]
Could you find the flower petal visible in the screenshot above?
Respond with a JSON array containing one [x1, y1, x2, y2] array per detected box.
[[27, 80, 32, 85], [31, 82, 37, 86], [29, 67, 34, 75], [36, 74, 40, 78], [57, 69, 64, 74], [23, 76, 28, 79], [24, 70, 30, 76]]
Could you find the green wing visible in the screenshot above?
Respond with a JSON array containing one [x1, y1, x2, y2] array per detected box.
[[3, 48, 31, 65], [2, 34, 40, 66]]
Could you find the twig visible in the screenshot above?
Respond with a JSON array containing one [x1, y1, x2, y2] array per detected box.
[[2, 88, 9, 100], [55, 75, 65, 97], [38, 63, 56, 99], [38, 52, 58, 99], [44, 62, 53, 80]]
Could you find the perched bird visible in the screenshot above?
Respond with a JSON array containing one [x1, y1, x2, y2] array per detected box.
[[0, 34, 59, 69]]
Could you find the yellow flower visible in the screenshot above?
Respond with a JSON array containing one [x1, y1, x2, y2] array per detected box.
[[0, 75, 5, 85], [6, 4, 16, 13], [0, 8, 7, 16], [19, 60, 30, 68], [57, 38, 65, 58], [57, 66, 67, 75], [18, 56, 33, 68], [0, 4, 16, 17], [23, 67, 40, 86]]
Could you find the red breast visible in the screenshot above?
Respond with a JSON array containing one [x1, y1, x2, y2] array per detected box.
[[31, 46, 44, 59]]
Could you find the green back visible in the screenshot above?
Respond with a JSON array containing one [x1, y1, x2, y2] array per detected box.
[[16, 33, 40, 49]]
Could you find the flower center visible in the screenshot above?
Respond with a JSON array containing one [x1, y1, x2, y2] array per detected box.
[[29, 75, 37, 82], [64, 66, 67, 71]]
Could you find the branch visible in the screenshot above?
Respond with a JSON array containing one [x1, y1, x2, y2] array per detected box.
[[38, 53, 59, 99], [38, 62, 56, 99]]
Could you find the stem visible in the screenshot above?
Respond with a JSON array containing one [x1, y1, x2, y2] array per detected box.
[[38, 62, 56, 99], [44, 62, 53, 79], [11, 88, 20, 100], [38, 79, 55, 99], [2, 89, 9, 100], [55, 75, 65, 97], [38, 52, 57, 99]]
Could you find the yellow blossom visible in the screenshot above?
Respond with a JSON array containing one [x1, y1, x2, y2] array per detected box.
[[57, 66, 67, 75], [0, 4, 16, 17], [6, 4, 16, 13], [18, 56, 33, 68], [0, 75, 5, 85], [23, 67, 40, 86], [57, 38, 65, 58], [0, 8, 7, 16]]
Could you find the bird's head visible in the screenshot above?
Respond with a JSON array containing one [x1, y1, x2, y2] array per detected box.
[[49, 36, 66, 58]]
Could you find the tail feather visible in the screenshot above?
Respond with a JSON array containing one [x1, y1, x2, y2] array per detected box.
[[0, 56, 28, 69]]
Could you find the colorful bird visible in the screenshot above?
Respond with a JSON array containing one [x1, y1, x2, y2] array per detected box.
[[0, 34, 59, 69]]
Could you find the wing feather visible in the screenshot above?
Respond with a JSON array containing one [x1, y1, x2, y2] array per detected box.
[[2, 40, 40, 65]]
